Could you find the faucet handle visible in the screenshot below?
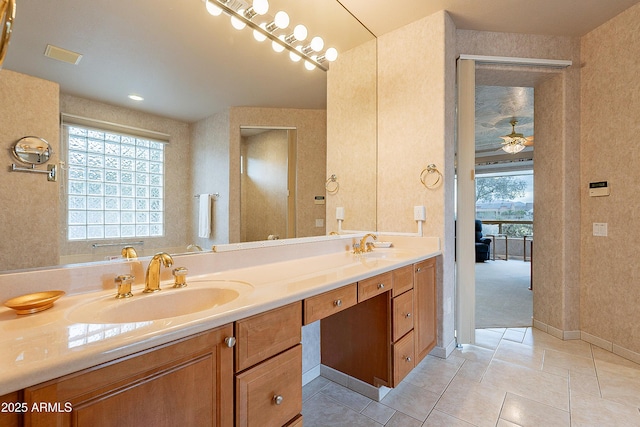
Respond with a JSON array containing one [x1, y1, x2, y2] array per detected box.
[[172, 267, 188, 288], [115, 274, 135, 299]]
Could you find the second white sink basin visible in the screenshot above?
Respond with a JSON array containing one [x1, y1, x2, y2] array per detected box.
[[67, 280, 251, 324]]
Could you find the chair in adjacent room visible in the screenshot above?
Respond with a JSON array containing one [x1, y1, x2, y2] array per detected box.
[[475, 219, 491, 262]]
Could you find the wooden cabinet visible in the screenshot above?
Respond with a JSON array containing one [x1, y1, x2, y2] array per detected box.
[[235, 302, 302, 372], [23, 324, 234, 427], [414, 258, 437, 364], [393, 330, 415, 384], [392, 289, 414, 341], [235, 345, 302, 427], [358, 271, 392, 302], [234, 302, 302, 427], [0, 391, 23, 427], [303, 283, 357, 325], [392, 265, 414, 297]]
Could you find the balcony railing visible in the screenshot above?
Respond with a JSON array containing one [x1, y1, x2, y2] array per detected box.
[[480, 220, 533, 261]]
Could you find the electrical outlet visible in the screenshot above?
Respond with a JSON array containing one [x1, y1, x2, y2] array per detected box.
[[593, 222, 608, 237]]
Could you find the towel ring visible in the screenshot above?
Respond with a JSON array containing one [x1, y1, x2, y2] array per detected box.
[[420, 164, 443, 189], [325, 174, 339, 194]]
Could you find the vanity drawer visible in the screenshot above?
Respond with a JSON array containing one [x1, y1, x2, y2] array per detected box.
[[304, 283, 357, 324], [393, 330, 415, 386], [393, 289, 414, 341], [236, 344, 302, 427], [392, 265, 414, 297], [235, 302, 302, 372], [358, 271, 393, 302]]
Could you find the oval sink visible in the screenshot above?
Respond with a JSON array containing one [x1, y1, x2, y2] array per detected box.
[[67, 281, 250, 324]]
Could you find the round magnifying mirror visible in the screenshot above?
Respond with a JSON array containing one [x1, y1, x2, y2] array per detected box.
[[12, 136, 52, 165]]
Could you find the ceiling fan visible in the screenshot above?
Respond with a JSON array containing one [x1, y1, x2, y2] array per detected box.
[[500, 119, 534, 153]]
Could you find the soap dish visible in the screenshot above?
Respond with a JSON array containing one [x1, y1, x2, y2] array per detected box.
[[4, 291, 65, 315], [373, 241, 393, 248]]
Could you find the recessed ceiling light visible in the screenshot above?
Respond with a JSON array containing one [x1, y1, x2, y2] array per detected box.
[[44, 44, 83, 65], [128, 94, 144, 101]]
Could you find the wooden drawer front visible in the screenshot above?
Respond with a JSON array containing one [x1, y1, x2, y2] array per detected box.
[[358, 271, 392, 302], [392, 265, 414, 297], [393, 330, 415, 386], [236, 345, 302, 427], [304, 283, 357, 324], [236, 302, 302, 372], [393, 289, 414, 341]]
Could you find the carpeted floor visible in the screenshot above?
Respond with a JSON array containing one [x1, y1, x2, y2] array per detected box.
[[475, 260, 532, 328]]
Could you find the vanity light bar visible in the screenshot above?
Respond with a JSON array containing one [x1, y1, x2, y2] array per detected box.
[[205, 0, 334, 71]]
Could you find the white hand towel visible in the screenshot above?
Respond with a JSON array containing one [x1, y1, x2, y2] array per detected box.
[[198, 194, 211, 238]]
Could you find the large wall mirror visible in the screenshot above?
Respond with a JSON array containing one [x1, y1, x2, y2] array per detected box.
[[0, 0, 376, 272]]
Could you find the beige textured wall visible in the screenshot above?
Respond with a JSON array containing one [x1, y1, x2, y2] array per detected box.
[[326, 39, 377, 233], [229, 107, 326, 242], [240, 130, 288, 242], [457, 30, 582, 334], [0, 70, 60, 270], [59, 95, 192, 261], [377, 11, 457, 353], [580, 3, 640, 353], [190, 109, 231, 247]]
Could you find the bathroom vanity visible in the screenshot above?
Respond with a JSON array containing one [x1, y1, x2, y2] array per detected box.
[[0, 235, 440, 426]]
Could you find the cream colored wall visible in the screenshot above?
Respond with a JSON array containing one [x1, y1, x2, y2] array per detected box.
[[240, 130, 288, 242], [0, 70, 60, 270], [59, 94, 192, 261], [229, 107, 326, 242], [326, 39, 377, 233], [580, 3, 640, 355], [190, 109, 231, 247]]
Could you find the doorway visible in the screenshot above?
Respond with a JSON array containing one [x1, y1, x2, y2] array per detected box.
[[239, 127, 297, 242]]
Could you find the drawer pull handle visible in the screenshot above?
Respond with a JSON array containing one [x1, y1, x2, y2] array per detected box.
[[416, 267, 422, 272], [405, 312, 412, 318], [377, 283, 385, 289], [273, 395, 284, 405], [405, 356, 412, 362], [334, 299, 342, 307], [224, 336, 236, 348]]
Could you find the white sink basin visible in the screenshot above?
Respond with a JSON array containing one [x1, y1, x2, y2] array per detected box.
[[67, 280, 251, 324]]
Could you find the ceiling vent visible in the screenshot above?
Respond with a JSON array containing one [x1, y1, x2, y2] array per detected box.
[[44, 44, 83, 65]]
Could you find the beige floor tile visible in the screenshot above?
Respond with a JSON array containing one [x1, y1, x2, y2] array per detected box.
[[570, 389, 640, 427], [499, 392, 570, 426], [423, 410, 477, 427], [303, 376, 331, 402], [592, 346, 640, 370], [361, 401, 396, 425], [404, 354, 463, 395], [595, 367, 640, 408], [523, 328, 592, 359], [493, 338, 544, 370], [502, 328, 526, 343], [475, 328, 504, 350], [384, 411, 423, 427], [320, 381, 373, 412], [455, 358, 491, 383], [380, 380, 439, 421], [434, 376, 505, 427], [496, 420, 520, 427], [569, 371, 601, 397], [481, 358, 569, 411], [302, 392, 383, 427], [542, 348, 596, 377], [453, 343, 496, 364]]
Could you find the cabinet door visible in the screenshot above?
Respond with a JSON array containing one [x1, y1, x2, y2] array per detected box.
[[392, 265, 414, 297], [304, 283, 357, 325], [393, 330, 415, 386], [24, 324, 234, 427], [358, 271, 392, 302], [414, 258, 437, 364], [0, 391, 22, 427], [236, 345, 302, 427], [235, 302, 302, 372]]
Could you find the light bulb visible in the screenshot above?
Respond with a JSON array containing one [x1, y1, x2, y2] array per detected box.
[[289, 46, 302, 62], [304, 58, 316, 71], [205, 0, 222, 16], [272, 35, 286, 53], [231, 10, 246, 30], [252, 0, 269, 15], [253, 23, 267, 42], [310, 36, 324, 52], [274, 11, 289, 29], [325, 47, 338, 62], [293, 24, 307, 41]]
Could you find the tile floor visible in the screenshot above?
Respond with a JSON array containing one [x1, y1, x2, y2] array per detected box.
[[302, 327, 640, 426]]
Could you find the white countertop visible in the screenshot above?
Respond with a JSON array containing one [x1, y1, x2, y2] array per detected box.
[[0, 236, 440, 395]]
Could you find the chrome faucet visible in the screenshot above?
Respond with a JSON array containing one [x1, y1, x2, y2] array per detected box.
[[144, 252, 174, 293], [354, 233, 377, 254]]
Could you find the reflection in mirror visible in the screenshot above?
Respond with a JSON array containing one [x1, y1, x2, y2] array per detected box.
[[12, 136, 52, 165], [0, 0, 376, 273], [240, 127, 296, 242]]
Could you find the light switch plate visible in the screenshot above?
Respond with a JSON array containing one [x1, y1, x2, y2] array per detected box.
[[593, 222, 608, 236]]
